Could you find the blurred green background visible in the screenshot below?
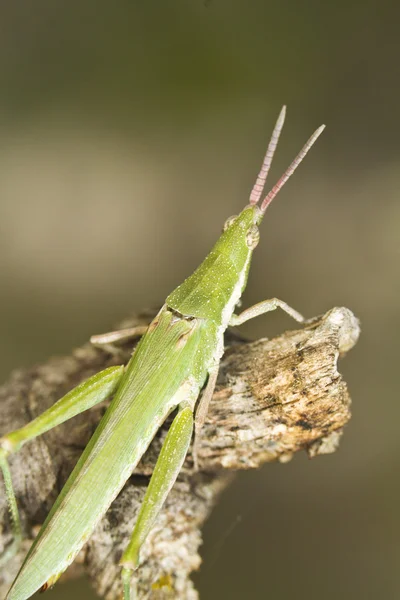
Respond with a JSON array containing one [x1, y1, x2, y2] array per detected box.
[[1, 1, 399, 598]]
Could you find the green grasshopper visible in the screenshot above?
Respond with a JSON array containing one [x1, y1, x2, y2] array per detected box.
[[0, 106, 324, 600]]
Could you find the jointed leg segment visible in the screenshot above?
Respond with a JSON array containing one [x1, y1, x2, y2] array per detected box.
[[0, 366, 124, 565], [91, 325, 148, 355], [229, 297, 305, 327], [193, 365, 219, 470], [0, 455, 22, 567], [120, 406, 194, 600]]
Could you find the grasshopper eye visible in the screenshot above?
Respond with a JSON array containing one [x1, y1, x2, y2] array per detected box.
[[223, 215, 237, 232], [246, 225, 260, 249]]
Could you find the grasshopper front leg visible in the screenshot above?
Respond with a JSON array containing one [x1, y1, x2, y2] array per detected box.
[[120, 406, 194, 600], [229, 297, 306, 326], [191, 301, 305, 471], [0, 365, 124, 566]]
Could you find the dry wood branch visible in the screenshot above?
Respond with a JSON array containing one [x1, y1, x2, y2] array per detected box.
[[0, 306, 359, 599]]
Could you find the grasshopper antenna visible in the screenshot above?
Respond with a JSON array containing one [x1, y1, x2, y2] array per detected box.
[[249, 105, 286, 206], [260, 124, 325, 213]]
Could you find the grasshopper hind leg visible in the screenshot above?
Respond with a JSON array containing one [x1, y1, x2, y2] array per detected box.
[[0, 454, 22, 567], [120, 407, 194, 600], [0, 366, 123, 569]]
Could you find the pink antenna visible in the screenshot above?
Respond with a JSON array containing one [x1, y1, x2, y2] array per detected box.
[[249, 105, 286, 205], [260, 124, 325, 213]]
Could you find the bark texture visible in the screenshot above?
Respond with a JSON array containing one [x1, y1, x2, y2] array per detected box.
[[0, 306, 360, 599]]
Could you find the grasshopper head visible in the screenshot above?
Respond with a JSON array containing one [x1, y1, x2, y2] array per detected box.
[[166, 110, 325, 322], [223, 106, 325, 249]]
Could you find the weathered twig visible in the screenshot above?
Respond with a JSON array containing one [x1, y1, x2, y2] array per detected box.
[[0, 306, 359, 599]]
